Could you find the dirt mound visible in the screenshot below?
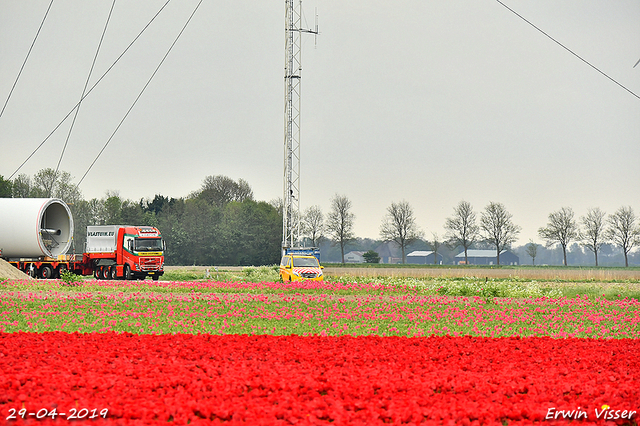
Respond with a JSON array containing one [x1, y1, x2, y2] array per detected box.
[[0, 258, 33, 281]]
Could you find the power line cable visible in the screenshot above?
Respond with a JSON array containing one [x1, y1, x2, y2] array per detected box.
[[0, 0, 54, 121], [77, 0, 204, 188], [51, 0, 117, 197], [8, 0, 173, 180], [494, 0, 639, 100]]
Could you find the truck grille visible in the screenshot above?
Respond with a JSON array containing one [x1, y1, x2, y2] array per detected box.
[[301, 272, 317, 279], [139, 257, 162, 271]]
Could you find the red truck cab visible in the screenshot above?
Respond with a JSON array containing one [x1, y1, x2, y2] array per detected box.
[[119, 226, 164, 280]]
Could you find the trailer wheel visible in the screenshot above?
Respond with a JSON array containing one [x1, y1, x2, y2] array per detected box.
[[123, 264, 132, 280], [57, 264, 67, 279], [28, 264, 37, 278], [39, 265, 54, 279], [110, 266, 118, 280]]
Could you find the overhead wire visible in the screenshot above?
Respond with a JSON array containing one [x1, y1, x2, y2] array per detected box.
[[0, 0, 54, 121], [76, 0, 204, 188], [494, 0, 639, 100], [8, 0, 173, 180], [51, 0, 117, 197]]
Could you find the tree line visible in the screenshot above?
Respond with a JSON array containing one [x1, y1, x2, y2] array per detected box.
[[1, 171, 639, 266], [0, 171, 281, 266], [305, 198, 521, 265], [302, 198, 640, 267]]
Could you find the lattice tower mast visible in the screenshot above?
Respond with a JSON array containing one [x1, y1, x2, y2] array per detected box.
[[283, 0, 316, 254]]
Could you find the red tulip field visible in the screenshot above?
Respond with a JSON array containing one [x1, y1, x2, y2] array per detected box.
[[1, 277, 639, 425]]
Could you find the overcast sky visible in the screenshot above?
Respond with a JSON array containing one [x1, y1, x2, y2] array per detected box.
[[1, 1, 638, 245]]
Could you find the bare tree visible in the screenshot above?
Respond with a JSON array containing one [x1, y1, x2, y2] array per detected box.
[[23, 168, 83, 204], [11, 174, 32, 198], [525, 240, 538, 266], [429, 232, 441, 265], [31, 168, 57, 198], [580, 207, 607, 266], [607, 206, 640, 267], [444, 200, 479, 264], [325, 194, 356, 263], [480, 202, 520, 265], [54, 171, 83, 204], [301, 205, 324, 247], [268, 198, 283, 215], [379, 200, 423, 263], [538, 207, 580, 266]]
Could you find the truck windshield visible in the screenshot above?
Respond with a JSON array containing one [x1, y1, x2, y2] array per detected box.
[[292, 257, 319, 267], [135, 238, 163, 252]]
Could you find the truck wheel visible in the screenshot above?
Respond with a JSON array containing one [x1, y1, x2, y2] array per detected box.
[[39, 265, 54, 279], [29, 264, 37, 278], [110, 266, 118, 280], [57, 264, 67, 279], [152, 274, 159, 281], [123, 264, 132, 280]]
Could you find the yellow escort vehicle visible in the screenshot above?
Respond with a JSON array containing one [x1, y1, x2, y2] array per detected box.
[[279, 248, 323, 282]]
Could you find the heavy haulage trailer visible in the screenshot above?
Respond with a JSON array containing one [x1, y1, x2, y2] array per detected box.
[[0, 198, 164, 280]]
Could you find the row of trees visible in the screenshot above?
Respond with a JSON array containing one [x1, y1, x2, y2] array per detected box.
[[302, 198, 640, 266], [1, 171, 281, 266], [537, 206, 640, 267], [301, 198, 521, 265], [2, 170, 639, 266]]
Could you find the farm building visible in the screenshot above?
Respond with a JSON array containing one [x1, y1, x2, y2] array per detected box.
[[406, 250, 443, 265], [374, 242, 402, 264], [344, 251, 365, 263], [455, 250, 519, 265]]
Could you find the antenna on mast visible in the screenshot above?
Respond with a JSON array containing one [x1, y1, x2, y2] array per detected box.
[[282, 0, 318, 255], [314, 8, 319, 47]]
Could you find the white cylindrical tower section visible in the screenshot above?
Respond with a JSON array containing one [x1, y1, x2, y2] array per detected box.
[[0, 198, 74, 258]]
